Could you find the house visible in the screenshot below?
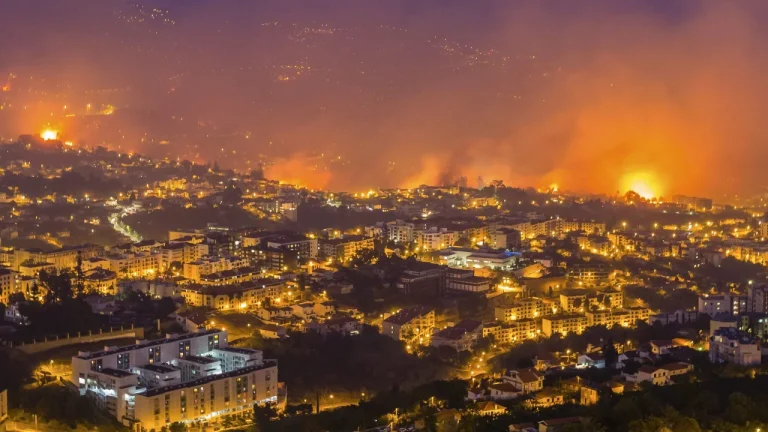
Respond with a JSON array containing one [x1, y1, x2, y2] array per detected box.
[[476, 401, 506, 416], [535, 352, 557, 371], [659, 362, 694, 378], [489, 383, 521, 400], [525, 388, 564, 409], [580, 380, 634, 405], [435, 409, 462, 428], [324, 315, 361, 335], [649, 339, 675, 355], [467, 387, 485, 401], [381, 306, 435, 343], [538, 417, 587, 432], [431, 326, 477, 352], [314, 301, 336, 317], [634, 366, 669, 386], [291, 302, 316, 319], [579, 384, 600, 406], [259, 324, 287, 339], [172, 311, 207, 332], [508, 422, 537, 432], [502, 368, 544, 394], [576, 352, 605, 369]]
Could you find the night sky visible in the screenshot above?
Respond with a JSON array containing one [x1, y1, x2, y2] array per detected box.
[[1, 1, 767, 199]]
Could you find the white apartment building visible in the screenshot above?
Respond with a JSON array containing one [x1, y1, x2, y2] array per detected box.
[[585, 308, 650, 328], [415, 227, 457, 251], [157, 243, 209, 269], [709, 328, 761, 366], [72, 330, 279, 430], [84, 253, 161, 277], [386, 220, 415, 244], [541, 314, 588, 337], [183, 256, 249, 282], [495, 298, 546, 321], [382, 306, 435, 343]]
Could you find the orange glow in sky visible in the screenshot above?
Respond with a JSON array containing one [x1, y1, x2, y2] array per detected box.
[[621, 172, 662, 199]]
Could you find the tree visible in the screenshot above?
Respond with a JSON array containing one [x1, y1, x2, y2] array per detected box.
[[561, 419, 607, 432], [8, 292, 25, 304], [725, 392, 754, 425], [253, 403, 278, 431], [168, 422, 186, 432], [40, 269, 74, 304], [74, 251, 85, 297], [603, 338, 619, 369]]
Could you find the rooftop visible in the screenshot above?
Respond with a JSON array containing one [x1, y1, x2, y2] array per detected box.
[[181, 355, 219, 365], [140, 361, 276, 398], [137, 364, 178, 374], [384, 306, 433, 325], [76, 329, 224, 360], [96, 368, 135, 378]]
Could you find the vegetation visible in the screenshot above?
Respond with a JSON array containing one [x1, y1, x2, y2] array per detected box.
[[238, 326, 450, 402]]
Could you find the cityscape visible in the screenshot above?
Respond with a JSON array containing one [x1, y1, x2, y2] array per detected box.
[[1, 2, 768, 432]]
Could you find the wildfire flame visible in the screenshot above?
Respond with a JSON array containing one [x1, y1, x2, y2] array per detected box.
[[621, 172, 662, 199], [40, 129, 58, 141]]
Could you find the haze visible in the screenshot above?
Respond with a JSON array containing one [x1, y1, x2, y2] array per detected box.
[[1, 0, 767, 199]]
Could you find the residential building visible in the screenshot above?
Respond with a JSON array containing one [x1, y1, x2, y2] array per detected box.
[[488, 383, 520, 400], [183, 256, 249, 282], [0, 268, 16, 305], [541, 314, 588, 337], [415, 227, 457, 251], [71, 329, 278, 430], [559, 290, 589, 313], [386, 220, 415, 243], [524, 389, 564, 409], [567, 262, 611, 285], [319, 236, 374, 263], [501, 368, 544, 394], [698, 294, 748, 316], [157, 242, 209, 269], [445, 269, 492, 293], [198, 267, 262, 286], [180, 280, 287, 310], [396, 261, 446, 294], [709, 328, 761, 366], [83, 268, 118, 296], [430, 320, 482, 352], [495, 298, 546, 321], [381, 306, 435, 344], [634, 366, 670, 386], [585, 307, 650, 328]]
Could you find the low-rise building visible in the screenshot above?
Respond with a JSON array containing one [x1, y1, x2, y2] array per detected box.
[[501, 368, 544, 394], [83, 268, 118, 296]]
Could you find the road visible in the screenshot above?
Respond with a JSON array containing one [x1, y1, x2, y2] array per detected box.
[[108, 204, 143, 242]]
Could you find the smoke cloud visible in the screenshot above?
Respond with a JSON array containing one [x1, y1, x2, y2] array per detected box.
[[1, 1, 767, 198]]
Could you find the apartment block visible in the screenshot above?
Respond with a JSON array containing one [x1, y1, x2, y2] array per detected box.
[[541, 314, 588, 337], [71, 330, 279, 430]]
